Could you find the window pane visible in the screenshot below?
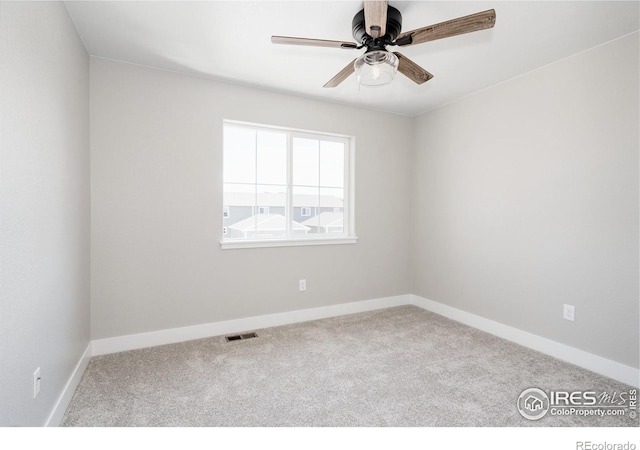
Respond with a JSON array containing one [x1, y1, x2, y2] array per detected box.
[[223, 183, 255, 238], [253, 185, 287, 238], [320, 140, 344, 188], [223, 183, 254, 207], [292, 137, 319, 186], [293, 186, 318, 234], [319, 187, 344, 234], [257, 131, 287, 185], [223, 126, 255, 184], [257, 184, 286, 217]]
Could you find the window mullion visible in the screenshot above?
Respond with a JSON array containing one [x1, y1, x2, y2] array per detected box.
[[317, 140, 322, 233], [254, 130, 258, 236], [286, 132, 293, 238], [343, 137, 349, 237]]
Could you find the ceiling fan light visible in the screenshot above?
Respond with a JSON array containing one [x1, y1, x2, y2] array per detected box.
[[354, 50, 399, 87]]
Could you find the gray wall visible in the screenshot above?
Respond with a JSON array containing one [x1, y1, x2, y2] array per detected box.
[[90, 58, 413, 339], [0, 2, 90, 425], [411, 33, 639, 368]]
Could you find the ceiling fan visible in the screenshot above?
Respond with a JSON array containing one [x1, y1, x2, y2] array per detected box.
[[271, 1, 496, 88]]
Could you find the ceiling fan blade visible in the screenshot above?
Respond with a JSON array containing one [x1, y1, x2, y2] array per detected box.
[[271, 36, 358, 49], [396, 9, 496, 46], [394, 52, 433, 84], [323, 59, 357, 88], [364, 1, 387, 38]]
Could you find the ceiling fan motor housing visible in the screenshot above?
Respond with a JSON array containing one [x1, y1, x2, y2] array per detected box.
[[352, 5, 402, 50]]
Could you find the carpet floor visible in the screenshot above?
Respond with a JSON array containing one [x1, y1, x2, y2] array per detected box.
[[61, 306, 638, 427]]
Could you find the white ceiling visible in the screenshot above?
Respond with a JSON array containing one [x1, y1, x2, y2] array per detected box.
[[65, 1, 639, 116]]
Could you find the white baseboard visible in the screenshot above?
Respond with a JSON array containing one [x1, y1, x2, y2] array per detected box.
[[45, 342, 92, 427], [91, 295, 411, 356], [409, 294, 640, 388], [92, 293, 639, 386]]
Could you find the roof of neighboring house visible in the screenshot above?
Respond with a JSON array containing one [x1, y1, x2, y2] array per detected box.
[[223, 192, 343, 208], [301, 211, 343, 228], [228, 214, 308, 232]]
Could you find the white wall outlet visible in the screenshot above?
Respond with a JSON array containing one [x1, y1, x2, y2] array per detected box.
[[299, 279, 306, 292], [33, 367, 41, 399], [563, 304, 575, 322]]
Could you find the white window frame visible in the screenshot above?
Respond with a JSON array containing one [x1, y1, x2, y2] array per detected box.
[[300, 207, 312, 217], [257, 206, 270, 215], [223, 206, 230, 218], [221, 120, 357, 249]]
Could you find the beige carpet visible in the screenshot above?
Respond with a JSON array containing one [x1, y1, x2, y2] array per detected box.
[[62, 306, 638, 426]]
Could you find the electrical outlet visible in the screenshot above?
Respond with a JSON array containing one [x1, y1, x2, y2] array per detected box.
[[299, 279, 306, 292], [33, 367, 41, 399], [563, 304, 575, 322]]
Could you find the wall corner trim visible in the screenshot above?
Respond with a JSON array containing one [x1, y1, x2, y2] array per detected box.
[[45, 342, 93, 427], [408, 294, 640, 388]]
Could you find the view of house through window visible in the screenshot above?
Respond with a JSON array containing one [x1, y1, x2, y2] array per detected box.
[[222, 121, 353, 245]]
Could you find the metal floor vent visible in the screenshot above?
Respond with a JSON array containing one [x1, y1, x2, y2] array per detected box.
[[225, 332, 258, 342]]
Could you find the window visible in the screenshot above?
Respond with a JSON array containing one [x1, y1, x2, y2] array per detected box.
[[223, 206, 230, 218], [222, 120, 356, 249]]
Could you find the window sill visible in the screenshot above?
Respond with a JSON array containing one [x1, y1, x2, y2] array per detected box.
[[220, 236, 358, 250]]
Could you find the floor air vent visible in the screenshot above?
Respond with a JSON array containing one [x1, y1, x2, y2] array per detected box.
[[225, 332, 258, 342]]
